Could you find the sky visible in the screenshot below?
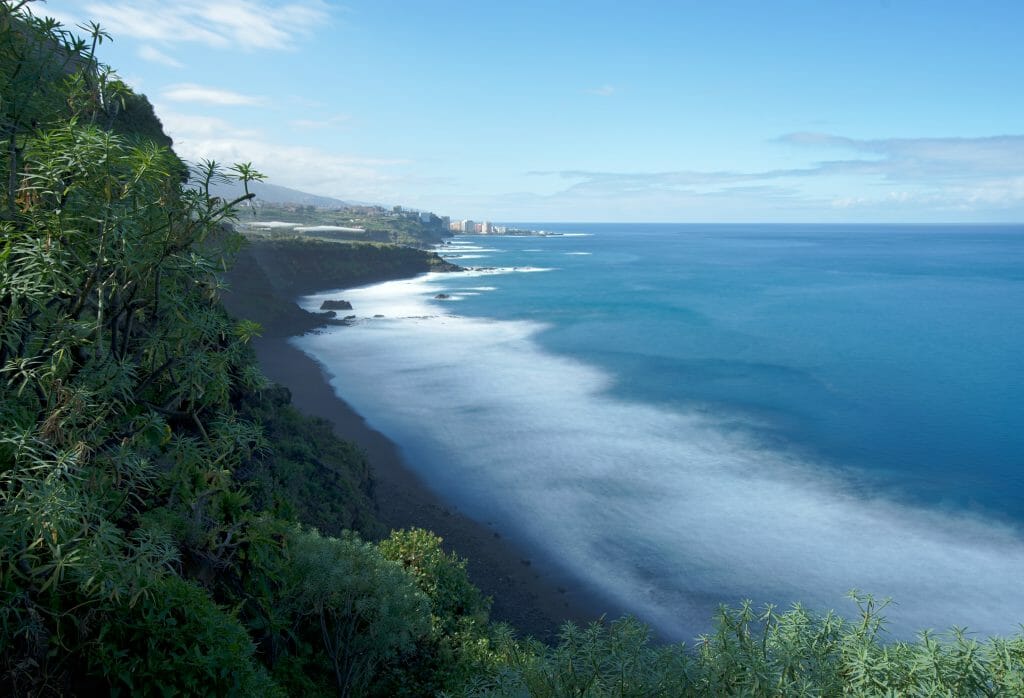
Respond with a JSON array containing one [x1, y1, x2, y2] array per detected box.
[[39, 0, 1024, 223]]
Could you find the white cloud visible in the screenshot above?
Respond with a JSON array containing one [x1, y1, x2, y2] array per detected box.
[[138, 46, 184, 68], [526, 132, 1024, 219], [162, 83, 265, 106], [959, 177, 1024, 205], [780, 132, 1024, 180], [166, 128, 411, 202], [158, 112, 262, 140], [586, 84, 616, 97], [72, 0, 330, 51]]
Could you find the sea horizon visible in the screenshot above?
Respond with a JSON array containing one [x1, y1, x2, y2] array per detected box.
[[294, 222, 1024, 640]]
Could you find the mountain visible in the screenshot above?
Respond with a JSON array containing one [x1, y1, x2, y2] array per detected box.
[[209, 179, 350, 208]]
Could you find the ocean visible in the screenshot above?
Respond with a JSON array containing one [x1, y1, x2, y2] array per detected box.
[[294, 223, 1024, 640]]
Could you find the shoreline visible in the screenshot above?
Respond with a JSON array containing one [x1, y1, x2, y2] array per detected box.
[[252, 334, 609, 641]]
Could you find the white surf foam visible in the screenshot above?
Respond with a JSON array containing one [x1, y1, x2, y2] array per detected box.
[[462, 266, 554, 274], [295, 272, 1024, 642]]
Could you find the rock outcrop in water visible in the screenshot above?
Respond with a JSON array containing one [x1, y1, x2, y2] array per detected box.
[[321, 299, 354, 310]]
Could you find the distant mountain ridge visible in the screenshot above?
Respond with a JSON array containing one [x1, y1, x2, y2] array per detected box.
[[209, 179, 351, 208]]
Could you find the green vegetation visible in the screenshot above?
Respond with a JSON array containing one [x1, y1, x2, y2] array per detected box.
[[232, 236, 460, 298], [237, 385, 381, 537], [2, 3, 1022, 695], [467, 597, 1024, 696], [239, 201, 450, 246], [221, 236, 460, 337]]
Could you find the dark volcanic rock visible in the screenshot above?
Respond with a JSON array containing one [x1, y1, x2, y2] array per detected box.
[[321, 299, 353, 310], [223, 239, 464, 337]]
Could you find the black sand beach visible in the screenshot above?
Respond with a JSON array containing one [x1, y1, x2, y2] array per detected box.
[[251, 334, 608, 641], [222, 240, 617, 640]]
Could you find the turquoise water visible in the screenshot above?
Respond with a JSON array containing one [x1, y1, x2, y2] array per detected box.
[[447, 224, 1024, 517], [296, 224, 1024, 639]]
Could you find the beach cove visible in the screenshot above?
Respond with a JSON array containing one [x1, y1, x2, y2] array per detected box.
[[223, 237, 614, 640]]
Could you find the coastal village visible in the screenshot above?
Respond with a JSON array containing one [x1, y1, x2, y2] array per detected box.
[[239, 199, 523, 244], [447, 217, 508, 234]]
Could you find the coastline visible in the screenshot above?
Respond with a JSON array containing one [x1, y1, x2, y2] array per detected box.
[[251, 333, 606, 641], [221, 237, 620, 640]]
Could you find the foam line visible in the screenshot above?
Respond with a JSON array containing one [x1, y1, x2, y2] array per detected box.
[[296, 273, 1024, 641]]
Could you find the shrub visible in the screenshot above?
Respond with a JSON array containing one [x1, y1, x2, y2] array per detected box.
[[279, 528, 431, 697], [89, 575, 280, 697], [464, 595, 1024, 697], [376, 528, 493, 695]]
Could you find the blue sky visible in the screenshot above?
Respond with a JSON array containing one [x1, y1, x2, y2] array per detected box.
[[40, 0, 1024, 222]]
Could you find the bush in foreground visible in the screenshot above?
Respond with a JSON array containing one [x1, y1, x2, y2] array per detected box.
[[464, 594, 1024, 697]]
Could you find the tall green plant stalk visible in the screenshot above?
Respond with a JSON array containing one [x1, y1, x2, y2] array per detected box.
[[1, 2, 275, 692]]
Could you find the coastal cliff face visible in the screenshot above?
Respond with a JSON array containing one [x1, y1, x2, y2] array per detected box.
[[240, 237, 460, 296], [235, 383, 382, 538], [222, 236, 461, 336]]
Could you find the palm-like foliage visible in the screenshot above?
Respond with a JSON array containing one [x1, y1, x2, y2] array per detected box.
[[0, 2, 273, 692], [465, 596, 1024, 697]]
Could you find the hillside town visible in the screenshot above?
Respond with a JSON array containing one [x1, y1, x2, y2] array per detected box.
[[447, 218, 508, 234], [236, 199, 526, 244]]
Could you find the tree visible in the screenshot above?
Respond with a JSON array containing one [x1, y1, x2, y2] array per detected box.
[[1, 3, 272, 691]]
